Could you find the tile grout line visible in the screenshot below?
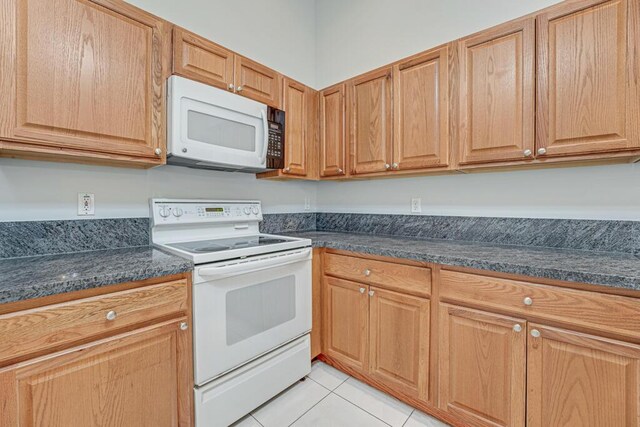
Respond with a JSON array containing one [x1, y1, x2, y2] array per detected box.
[[401, 409, 415, 427], [250, 414, 264, 427], [330, 391, 394, 427], [285, 380, 334, 427]]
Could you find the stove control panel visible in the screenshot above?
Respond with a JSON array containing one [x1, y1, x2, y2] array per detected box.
[[151, 200, 262, 224]]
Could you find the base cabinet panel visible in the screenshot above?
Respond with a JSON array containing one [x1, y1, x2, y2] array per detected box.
[[0, 320, 192, 427], [527, 324, 640, 427], [439, 304, 526, 427]]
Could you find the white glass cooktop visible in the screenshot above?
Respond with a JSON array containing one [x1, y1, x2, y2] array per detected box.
[[167, 235, 296, 254]]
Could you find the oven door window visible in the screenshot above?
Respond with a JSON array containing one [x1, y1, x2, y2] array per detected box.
[[225, 275, 296, 345]]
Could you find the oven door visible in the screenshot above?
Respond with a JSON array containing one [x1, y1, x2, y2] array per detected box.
[[168, 76, 268, 170], [192, 248, 312, 386]]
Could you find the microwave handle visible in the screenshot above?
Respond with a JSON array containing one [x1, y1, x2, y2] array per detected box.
[[198, 248, 311, 280], [259, 109, 268, 164]]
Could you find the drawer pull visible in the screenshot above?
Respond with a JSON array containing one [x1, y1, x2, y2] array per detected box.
[[364, 269, 371, 277], [180, 322, 189, 331], [106, 310, 117, 321], [359, 287, 366, 294], [523, 297, 533, 306], [513, 324, 522, 333], [530, 329, 541, 338], [368, 290, 375, 297]]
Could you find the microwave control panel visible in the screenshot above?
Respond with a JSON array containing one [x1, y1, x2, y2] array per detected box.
[[266, 107, 285, 170]]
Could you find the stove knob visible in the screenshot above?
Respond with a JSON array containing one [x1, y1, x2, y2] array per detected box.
[[159, 206, 170, 218], [251, 206, 259, 215], [172, 208, 183, 217], [243, 207, 251, 215]]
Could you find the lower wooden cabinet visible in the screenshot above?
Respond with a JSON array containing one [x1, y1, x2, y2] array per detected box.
[[438, 304, 526, 427], [527, 324, 640, 427], [0, 319, 192, 427]]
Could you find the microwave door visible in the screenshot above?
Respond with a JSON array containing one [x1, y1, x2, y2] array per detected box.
[[176, 97, 267, 169]]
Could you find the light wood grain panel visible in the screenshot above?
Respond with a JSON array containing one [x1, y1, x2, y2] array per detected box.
[[323, 276, 369, 372], [369, 287, 430, 401], [1, 319, 192, 427], [282, 78, 307, 176], [311, 248, 323, 359], [527, 323, 640, 427], [440, 270, 640, 341], [349, 67, 393, 175], [394, 45, 450, 170], [234, 55, 281, 107], [324, 252, 431, 297], [0, 0, 169, 164], [0, 279, 188, 367], [439, 304, 526, 427], [457, 18, 536, 165], [172, 26, 234, 91], [320, 84, 347, 177], [537, 0, 640, 157]]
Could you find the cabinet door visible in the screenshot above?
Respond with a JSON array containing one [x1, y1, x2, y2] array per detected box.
[[394, 46, 449, 171], [173, 27, 234, 91], [323, 277, 369, 372], [0, 319, 192, 427], [439, 304, 526, 427], [320, 84, 347, 177], [369, 287, 430, 401], [527, 324, 640, 427], [234, 55, 282, 107], [0, 0, 169, 164], [537, 0, 640, 158], [457, 18, 536, 165], [282, 79, 307, 176], [349, 68, 393, 175]]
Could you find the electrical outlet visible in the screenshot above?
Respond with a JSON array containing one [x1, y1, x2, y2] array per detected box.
[[78, 193, 95, 216], [304, 196, 311, 211], [411, 198, 422, 214]]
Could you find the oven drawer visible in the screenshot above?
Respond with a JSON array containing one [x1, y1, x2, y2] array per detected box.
[[0, 279, 188, 366], [324, 252, 431, 297], [440, 270, 640, 340], [195, 335, 311, 427]]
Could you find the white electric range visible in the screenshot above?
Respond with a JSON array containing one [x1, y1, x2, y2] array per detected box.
[[150, 199, 312, 427]]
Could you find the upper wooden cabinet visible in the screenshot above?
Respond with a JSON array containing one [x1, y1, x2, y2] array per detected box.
[[320, 84, 347, 177], [456, 18, 536, 165], [536, 0, 640, 158], [0, 0, 170, 166], [393, 46, 450, 171], [173, 27, 235, 91], [172, 27, 282, 108], [282, 79, 309, 176], [348, 68, 393, 175], [527, 324, 640, 427], [234, 56, 282, 108]]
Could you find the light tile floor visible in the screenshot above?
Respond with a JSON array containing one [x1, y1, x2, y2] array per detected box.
[[232, 361, 450, 427]]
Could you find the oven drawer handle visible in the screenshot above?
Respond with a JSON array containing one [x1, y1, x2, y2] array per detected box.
[[198, 248, 312, 279]]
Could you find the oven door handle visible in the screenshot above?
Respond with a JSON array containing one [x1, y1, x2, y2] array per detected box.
[[198, 248, 311, 279]]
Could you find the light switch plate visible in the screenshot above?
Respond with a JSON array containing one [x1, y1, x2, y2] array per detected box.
[[411, 198, 422, 214], [78, 193, 95, 216]]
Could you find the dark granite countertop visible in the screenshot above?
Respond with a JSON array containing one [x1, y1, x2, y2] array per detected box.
[[0, 247, 193, 305], [286, 231, 640, 292]]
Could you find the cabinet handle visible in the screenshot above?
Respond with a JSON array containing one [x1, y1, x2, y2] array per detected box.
[[537, 148, 547, 156], [392, 163, 399, 170], [530, 329, 541, 338], [106, 310, 117, 321], [368, 290, 375, 297], [384, 163, 390, 170], [359, 287, 366, 294], [236, 86, 243, 92], [513, 324, 522, 333], [154, 148, 162, 157], [180, 322, 189, 331], [284, 167, 291, 173], [523, 297, 533, 306], [523, 149, 533, 157], [337, 168, 343, 174], [364, 269, 371, 277], [228, 83, 234, 91]]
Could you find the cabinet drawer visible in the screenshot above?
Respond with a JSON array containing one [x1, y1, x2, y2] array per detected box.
[[0, 279, 188, 366], [324, 253, 431, 297], [440, 270, 640, 340]]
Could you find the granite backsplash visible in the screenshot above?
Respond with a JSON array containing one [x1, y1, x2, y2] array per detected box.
[[1, 212, 638, 259]]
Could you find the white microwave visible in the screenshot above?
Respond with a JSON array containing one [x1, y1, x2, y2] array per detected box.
[[167, 76, 285, 172]]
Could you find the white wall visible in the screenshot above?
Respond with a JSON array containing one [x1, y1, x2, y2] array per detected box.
[[0, 159, 316, 221], [128, 0, 317, 87], [315, 0, 561, 88]]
